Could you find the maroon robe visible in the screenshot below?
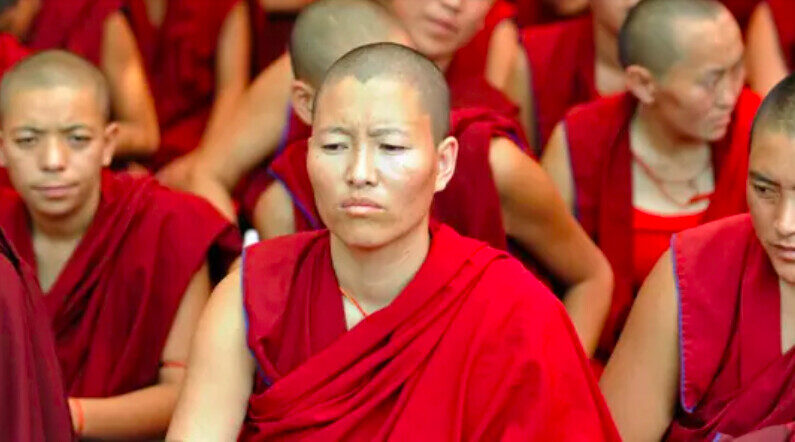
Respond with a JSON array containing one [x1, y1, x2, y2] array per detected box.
[[768, 0, 795, 70], [0, 227, 72, 442], [514, 0, 589, 27], [720, 0, 761, 31], [0, 172, 241, 397], [28, 0, 122, 65], [564, 90, 761, 360], [125, 0, 240, 170], [248, 0, 295, 73], [668, 214, 795, 440], [0, 33, 30, 189], [522, 15, 598, 149], [240, 223, 620, 440]]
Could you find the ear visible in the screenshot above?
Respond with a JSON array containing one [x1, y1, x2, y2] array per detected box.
[[290, 80, 316, 126], [434, 136, 458, 193], [101, 122, 119, 167], [625, 64, 658, 105]]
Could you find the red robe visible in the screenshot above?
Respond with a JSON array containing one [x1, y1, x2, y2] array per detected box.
[[125, 0, 240, 170], [668, 214, 795, 440], [720, 0, 761, 31], [767, 0, 795, 70], [0, 33, 30, 189], [256, 105, 527, 251], [0, 228, 72, 442], [0, 172, 241, 397], [240, 223, 620, 440], [28, 0, 122, 65], [248, 0, 295, 73], [564, 90, 761, 360], [522, 15, 598, 149], [515, 0, 588, 27]]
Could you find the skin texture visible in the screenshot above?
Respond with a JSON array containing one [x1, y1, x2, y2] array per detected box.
[[0, 55, 209, 439], [745, 2, 789, 96]]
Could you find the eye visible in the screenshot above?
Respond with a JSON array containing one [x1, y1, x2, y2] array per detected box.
[[752, 183, 777, 199], [67, 134, 92, 147], [13, 136, 37, 148], [321, 143, 346, 152], [380, 143, 407, 153]]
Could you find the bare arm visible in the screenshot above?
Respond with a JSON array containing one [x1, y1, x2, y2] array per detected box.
[[69, 263, 211, 439], [540, 122, 575, 211], [167, 267, 256, 441], [253, 181, 297, 239], [101, 12, 160, 159], [745, 2, 789, 96], [186, 53, 294, 220], [600, 250, 680, 441], [501, 42, 536, 147], [485, 19, 520, 91], [490, 137, 612, 356]]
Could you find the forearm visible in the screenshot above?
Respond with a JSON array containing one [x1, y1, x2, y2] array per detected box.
[[186, 166, 239, 222], [71, 382, 180, 440], [560, 272, 612, 356]]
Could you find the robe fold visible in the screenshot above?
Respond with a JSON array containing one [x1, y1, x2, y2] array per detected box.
[[522, 15, 597, 149], [668, 214, 795, 440], [125, 0, 240, 170], [767, 0, 795, 70], [239, 223, 620, 441], [0, 172, 241, 397], [28, 0, 122, 65], [564, 90, 761, 360], [0, 228, 72, 442], [257, 106, 528, 251]]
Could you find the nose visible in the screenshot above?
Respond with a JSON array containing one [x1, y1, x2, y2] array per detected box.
[[774, 195, 795, 239], [345, 143, 377, 188], [438, 0, 463, 12], [39, 136, 67, 172], [716, 67, 745, 109]]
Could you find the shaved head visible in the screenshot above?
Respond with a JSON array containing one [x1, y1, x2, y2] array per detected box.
[[289, 0, 409, 87], [0, 50, 110, 121], [619, 0, 730, 76], [317, 42, 449, 143], [751, 73, 795, 142]]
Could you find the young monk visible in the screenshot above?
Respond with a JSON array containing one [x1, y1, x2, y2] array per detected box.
[[0, 227, 72, 442], [0, 51, 240, 439], [541, 0, 759, 362], [168, 42, 619, 441], [745, 0, 792, 96], [125, 0, 251, 175], [517, 0, 639, 149], [0, 0, 160, 158], [600, 73, 795, 442]]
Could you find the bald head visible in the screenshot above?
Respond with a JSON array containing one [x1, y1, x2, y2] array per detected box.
[[619, 0, 731, 76], [0, 50, 110, 121], [316, 43, 449, 143], [751, 74, 795, 142], [289, 0, 408, 87]]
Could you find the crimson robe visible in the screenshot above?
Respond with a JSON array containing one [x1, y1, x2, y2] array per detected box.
[[668, 214, 795, 440], [0, 33, 30, 189], [515, 0, 589, 27], [0, 172, 241, 397], [248, 0, 295, 73], [253, 105, 527, 252], [720, 0, 761, 31], [28, 0, 122, 65], [522, 15, 598, 149], [564, 90, 761, 360], [124, 0, 240, 170], [768, 0, 795, 70], [0, 228, 72, 442], [240, 222, 620, 440]]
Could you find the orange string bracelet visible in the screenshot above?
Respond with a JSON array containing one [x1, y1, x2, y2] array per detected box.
[[160, 360, 187, 369], [340, 287, 369, 318], [69, 398, 85, 437]]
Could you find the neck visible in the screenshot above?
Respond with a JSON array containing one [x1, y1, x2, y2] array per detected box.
[[29, 185, 100, 243], [633, 105, 709, 158], [330, 218, 431, 312], [435, 56, 452, 75], [782, 278, 795, 299], [593, 19, 621, 72]]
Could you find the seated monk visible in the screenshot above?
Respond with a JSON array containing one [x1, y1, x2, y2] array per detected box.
[[600, 73, 795, 442], [541, 0, 759, 362], [167, 42, 620, 441], [0, 0, 160, 159], [124, 0, 251, 176], [0, 226, 72, 442], [745, 0, 792, 96], [0, 51, 240, 439], [516, 0, 639, 149]]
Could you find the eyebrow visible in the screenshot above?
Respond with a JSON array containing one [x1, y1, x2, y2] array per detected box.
[[317, 127, 352, 137], [749, 170, 778, 186], [368, 127, 409, 137]]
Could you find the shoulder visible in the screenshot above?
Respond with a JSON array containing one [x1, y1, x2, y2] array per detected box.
[[522, 16, 591, 48]]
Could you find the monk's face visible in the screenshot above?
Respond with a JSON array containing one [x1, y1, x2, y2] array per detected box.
[[590, 0, 638, 34], [0, 86, 114, 219], [748, 130, 795, 285], [308, 76, 451, 249], [388, 0, 494, 64], [649, 13, 745, 142]]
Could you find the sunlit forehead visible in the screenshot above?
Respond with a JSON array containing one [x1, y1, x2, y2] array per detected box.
[[3, 86, 106, 132], [749, 130, 795, 190]]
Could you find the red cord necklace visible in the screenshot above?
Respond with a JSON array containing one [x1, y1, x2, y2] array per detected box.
[[631, 150, 714, 208], [340, 287, 369, 318]]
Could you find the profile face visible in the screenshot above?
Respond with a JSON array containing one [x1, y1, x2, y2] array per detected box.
[[308, 75, 445, 249], [0, 85, 113, 219], [388, 0, 494, 64], [651, 12, 745, 142], [748, 129, 795, 285]]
